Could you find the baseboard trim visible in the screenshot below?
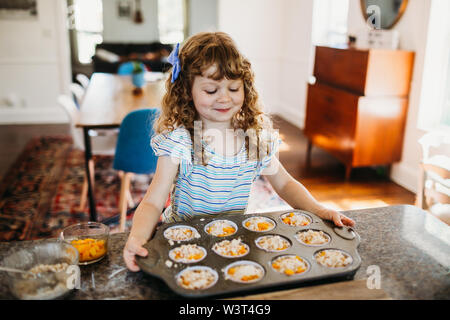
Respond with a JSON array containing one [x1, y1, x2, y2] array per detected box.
[[390, 162, 419, 194], [272, 102, 305, 129], [0, 108, 68, 124]]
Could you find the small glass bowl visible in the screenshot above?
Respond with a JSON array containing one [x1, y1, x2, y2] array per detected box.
[[2, 241, 79, 300], [60, 222, 109, 265]]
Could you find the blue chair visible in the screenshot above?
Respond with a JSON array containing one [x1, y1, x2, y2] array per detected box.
[[113, 108, 159, 231], [117, 61, 147, 75]]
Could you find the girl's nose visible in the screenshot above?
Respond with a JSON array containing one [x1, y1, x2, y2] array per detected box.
[[217, 89, 231, 103]]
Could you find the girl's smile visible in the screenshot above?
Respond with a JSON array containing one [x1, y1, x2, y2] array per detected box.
[[214, 108, 232, 113]]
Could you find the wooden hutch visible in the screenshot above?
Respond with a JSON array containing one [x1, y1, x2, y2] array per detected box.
[[304, 45, 415, 179]]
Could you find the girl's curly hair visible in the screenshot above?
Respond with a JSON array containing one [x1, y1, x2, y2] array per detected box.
[[155, 32, 274, 163]]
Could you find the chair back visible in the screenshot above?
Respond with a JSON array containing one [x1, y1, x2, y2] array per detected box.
[[76, 73, 90, 89], [417, 130, 450, 224], [113, 108, 160, 174], [70, 82, 85, 109], [58, 94, 84, 150], [117, 61, 147, 75]]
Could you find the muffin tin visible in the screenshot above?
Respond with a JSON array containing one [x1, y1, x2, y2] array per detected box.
[[136, 209, 361, 298]]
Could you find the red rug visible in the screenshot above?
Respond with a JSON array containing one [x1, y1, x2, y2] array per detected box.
[[0, 136, 288, 242]]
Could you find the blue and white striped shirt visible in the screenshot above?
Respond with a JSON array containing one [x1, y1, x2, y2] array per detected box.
[[150, 126, 280, 222]]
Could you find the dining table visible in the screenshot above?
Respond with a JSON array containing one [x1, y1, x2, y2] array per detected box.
[[75, 72, 166, 222]]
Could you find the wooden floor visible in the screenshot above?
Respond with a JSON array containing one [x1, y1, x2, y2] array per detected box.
[[0, 117, 415, 210]]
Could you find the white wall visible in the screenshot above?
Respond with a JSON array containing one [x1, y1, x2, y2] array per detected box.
[[218, 0, 283, 114], [0, 0, 71, 124], [348, 0, 432, 193], [218, 0, 314, 128], [189, 0, 218, 36], [278, 0, 315, 128]]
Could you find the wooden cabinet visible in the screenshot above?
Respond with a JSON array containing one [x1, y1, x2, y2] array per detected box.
[[304, 46, 414, 179]]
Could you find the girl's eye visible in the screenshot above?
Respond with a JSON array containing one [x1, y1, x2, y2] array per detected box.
[[229, 87, 240, 92], [205, 90, 217, 94]]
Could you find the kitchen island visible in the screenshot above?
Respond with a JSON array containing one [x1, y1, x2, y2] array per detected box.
[[0, 205, 449, 299]]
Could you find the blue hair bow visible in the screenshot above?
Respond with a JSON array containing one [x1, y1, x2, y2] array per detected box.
[[167, 43, 180, 83]]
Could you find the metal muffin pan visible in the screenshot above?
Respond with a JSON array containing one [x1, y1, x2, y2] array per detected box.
[[136, 209, 361, 298]]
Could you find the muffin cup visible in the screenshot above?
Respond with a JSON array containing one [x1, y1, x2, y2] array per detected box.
[[270, 254, 310, 276], [169, 245, 207, 264], [222, 260, 265, 284], [279, 211, 312, 227], [295, 229, 331, 246], [242, 216, 276, 232], [314, 249, 353, 268], [255, 234, 291, 252], [176, 266, 219, 290], [204, 220, 238, 237], [163, 225, 200, 242], [211, 239, 250, 258]]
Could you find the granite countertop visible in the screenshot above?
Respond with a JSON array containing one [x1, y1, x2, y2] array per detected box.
[[0, 205, 449, 300]]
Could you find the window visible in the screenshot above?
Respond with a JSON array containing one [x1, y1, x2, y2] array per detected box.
[[158, 0, 187, 44], [312, 0, 349, 46], [439, 34, 450, 127], [417, 0, 450, 130], [70, 0, 103, 64]]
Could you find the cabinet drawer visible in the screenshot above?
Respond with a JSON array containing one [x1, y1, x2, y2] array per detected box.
[[314, 46, 368, 95], [304, 83, 359, 161], [314, 46, 414, 96]]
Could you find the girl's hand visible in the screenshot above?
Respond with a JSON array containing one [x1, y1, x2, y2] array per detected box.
[[123, 235, 148, 272], [315, 207, 355, 227]]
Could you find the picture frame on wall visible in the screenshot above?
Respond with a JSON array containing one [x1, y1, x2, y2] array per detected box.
[[117, 0, 132, 19], [0, 0, 38, 20]]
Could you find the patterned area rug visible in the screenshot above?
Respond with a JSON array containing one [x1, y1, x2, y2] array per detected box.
[[0, 136, 289, 242]]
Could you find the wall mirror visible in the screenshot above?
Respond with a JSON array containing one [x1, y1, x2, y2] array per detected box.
[[360, 0, 408, 29]]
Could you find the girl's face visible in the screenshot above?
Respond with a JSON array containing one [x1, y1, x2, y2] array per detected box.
[[191, 65, 244, 129]]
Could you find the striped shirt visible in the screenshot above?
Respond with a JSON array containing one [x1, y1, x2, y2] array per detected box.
[[150, 126, 280, 222]]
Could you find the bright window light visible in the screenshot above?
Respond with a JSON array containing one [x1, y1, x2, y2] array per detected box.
[[73, 0, 103, 64], [158, 0, 186, 44], [312, 0, 349, 46], [417, 0, 450, 130]]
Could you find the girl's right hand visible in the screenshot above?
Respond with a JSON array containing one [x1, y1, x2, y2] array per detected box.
[[123, 235, 148, 272]]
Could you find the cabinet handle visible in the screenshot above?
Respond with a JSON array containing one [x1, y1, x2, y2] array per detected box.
[[323, 112, 333, 123]]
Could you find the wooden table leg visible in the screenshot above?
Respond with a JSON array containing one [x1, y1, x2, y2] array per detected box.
[[83, 127, 97, 222], [345, 165, 352, 181], [306, 139, 312, 167]]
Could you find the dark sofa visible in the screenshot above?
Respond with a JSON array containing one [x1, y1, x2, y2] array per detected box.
[[92, 42, 173, 73]]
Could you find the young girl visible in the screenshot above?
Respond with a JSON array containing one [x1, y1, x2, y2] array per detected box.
[[123, 32, 355, 271]]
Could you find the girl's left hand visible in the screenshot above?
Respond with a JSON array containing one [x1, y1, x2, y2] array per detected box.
[[316, 207, 355, 227]]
